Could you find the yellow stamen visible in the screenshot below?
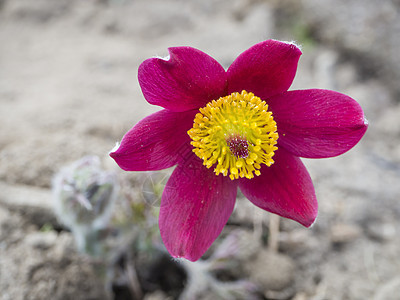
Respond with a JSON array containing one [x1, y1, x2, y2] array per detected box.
[[188, 90, 278, 180]]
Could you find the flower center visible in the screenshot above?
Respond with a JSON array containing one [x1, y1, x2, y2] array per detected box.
[[226, 135, 249, 158], [188, 90, 279, 180]]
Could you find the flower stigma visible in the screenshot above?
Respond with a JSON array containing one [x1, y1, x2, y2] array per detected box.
[[188, 90, 279, 180]]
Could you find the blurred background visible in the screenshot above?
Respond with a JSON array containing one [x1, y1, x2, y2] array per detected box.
[[0, 0, 399, 299]]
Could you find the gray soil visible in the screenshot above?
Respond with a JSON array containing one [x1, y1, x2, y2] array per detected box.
[[1, 0, 399, 299]]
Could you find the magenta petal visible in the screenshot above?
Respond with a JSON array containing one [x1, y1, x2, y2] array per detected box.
[[268, 89, 368, 158], [239, 148, 317, 227], [159, 158, 238, 261], [138, 47, 227, 112], [227, 40, 301, 98], [110, 109, 196, 171]]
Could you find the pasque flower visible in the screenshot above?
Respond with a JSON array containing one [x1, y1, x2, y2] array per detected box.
[[110, 40, 367, 261]]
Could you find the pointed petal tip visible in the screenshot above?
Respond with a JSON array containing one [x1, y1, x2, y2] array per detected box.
[[109, 142, 120, 156], [109, 142, 125, 168], [280, 204, 318, 228], [279, 39, 303, 53], [109, 150, 130, 172], [306, 214, 318, 228], [301, 209, 318, 228], [171, 253, 200, 262]]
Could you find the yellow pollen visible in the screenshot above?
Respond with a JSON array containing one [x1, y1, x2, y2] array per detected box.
[[187, 90, 279, 180]]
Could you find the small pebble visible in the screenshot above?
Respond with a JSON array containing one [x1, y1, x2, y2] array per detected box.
[[330, 223, 361, 244], [245, 249, 295, 292]]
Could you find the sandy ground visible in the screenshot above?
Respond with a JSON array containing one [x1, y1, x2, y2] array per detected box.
[[1, 0, 400, 299]]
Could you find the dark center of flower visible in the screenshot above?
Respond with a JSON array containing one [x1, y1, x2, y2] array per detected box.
[[226, 135, 249, 158]]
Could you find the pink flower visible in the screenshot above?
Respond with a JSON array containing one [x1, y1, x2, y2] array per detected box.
[[110, 40, 368, 261]]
